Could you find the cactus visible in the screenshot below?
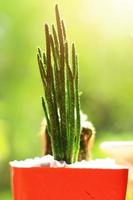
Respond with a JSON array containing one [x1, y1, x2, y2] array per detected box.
[[37, 5, 81, 164]]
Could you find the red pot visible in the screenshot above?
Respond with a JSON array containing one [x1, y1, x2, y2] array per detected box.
[[10, 167, 128, 200]]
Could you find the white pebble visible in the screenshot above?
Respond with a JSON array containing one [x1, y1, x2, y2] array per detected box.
[[9, 155, 125, 169]]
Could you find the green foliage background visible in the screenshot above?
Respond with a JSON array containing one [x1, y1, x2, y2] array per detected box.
[[0, 0, 133, 199]]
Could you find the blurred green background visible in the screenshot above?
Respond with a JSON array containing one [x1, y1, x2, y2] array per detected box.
[[0, 0, 133, 199]]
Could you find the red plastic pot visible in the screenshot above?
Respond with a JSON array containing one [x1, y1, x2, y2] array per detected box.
[[10, 167, 128, 200]]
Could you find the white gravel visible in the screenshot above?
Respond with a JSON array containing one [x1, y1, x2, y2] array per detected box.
[[9, 155, 126, 169]]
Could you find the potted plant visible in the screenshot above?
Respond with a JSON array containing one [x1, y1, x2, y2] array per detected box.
[[10, 5, 128, 200]]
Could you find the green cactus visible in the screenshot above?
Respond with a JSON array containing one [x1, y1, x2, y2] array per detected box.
[[37, 5, 81, 164]]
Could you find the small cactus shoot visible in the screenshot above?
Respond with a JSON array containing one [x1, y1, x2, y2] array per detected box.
[[37, 5, 81, 164]]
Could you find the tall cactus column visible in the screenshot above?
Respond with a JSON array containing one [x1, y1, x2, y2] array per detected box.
[[37, 5, 81, 164]]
